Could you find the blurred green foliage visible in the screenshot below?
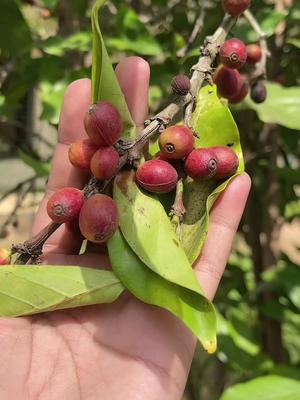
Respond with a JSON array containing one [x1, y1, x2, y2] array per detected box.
[[0, 1, 299, 399]]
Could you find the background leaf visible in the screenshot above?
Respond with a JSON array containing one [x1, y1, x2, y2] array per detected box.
[[220, 375, 300, 400], [245, 83, 300, 130], [18, 150, 51, 177], [91, 0, 136, 139], [182, 85, 244, 263], [108, 230, 217, 353], [0, 266, 124, 317]]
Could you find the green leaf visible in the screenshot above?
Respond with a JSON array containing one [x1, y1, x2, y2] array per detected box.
[[0, 266, 124, 317], [40, 80, 68, 125], [181, 85, 244, 263], [245, 83, 300, 130], [42, 32, 92, 56], [220, 375, 300, 400], [106, 6, 162, 56], [114, 170, 211, 297], [91, 0, 136, 140], [108, 230, 217, 353], [18, 150, 51, 177]]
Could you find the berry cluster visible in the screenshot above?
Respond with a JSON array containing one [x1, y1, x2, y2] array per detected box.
[[47, 101, 122, 243], [136, 125, 239, 194], [213, 37, 267, 105]]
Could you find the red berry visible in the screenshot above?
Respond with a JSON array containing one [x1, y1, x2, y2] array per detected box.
[[84, 101, 123, 146], [184, 148, 218, 180], [250, 81, 267, 103], [79, 194, 119, 243], [220, 38, 247, 69], [159, 125, 195, 160], [47, 187, 84, 223], [229, 75, 249, 103], [213, 65, 242, 99], [69, 139, 98, 170], [211, 146, 239, 179], [90, 147, 120, 180], [136, 159, 178, 193], [0, 248, 10, 265], [246, 44, 262, 64], [222, 0, 251, 16]]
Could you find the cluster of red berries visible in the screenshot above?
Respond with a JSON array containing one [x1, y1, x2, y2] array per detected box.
[[136, 125, 239, 194], [214, 38, 267, 104], [47, 101, 122, 243]]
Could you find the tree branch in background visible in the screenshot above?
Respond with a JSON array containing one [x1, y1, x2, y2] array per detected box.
[[243, 9, 270, 83], [177, 0, 208, 58]]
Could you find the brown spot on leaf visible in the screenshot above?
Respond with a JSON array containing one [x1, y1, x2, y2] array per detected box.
[[115, 169, 135, 196]]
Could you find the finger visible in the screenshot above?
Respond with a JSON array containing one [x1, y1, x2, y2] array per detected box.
[[41, 253, 111, 270], [194, 173, 251, 300], [31, 79, 92, 254], [115, 56, 150, 129]]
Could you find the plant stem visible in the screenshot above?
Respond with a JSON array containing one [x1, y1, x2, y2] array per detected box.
[[243, 9, 269, 82]]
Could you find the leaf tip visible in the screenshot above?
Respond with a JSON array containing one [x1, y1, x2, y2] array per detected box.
[[203, 339, 217, 354]]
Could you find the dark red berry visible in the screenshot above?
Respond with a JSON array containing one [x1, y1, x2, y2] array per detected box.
[[69, 139, 98, 170], [220, 38, 247, 69], [184, 148, 218, 180], [84, 101, 123, 146], [213, 65, 242, 99], [0, 248, 10, 265], [90, 147, 120, 180], [159, 125, 195, 160], [229, 75, 249, 103], [171, 75, 191, 96], [47, 187, 84, 223], [250, 81, 267, 103], [136, 159, 178, 193], [222, 0, 251, 16], [246, 44, 262, 64], [79, 194, 119, 243], [210, 146, 239, 179]]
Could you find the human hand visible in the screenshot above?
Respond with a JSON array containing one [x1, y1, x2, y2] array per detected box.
[[0, 57, 251, 400]]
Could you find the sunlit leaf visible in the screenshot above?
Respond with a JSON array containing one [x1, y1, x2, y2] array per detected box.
[[0, 266, 124, 317], [108, 230, 217, 353], [220, 375, 300, 400]]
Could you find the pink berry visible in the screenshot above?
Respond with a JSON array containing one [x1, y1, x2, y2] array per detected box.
[[47, 187, 84, 223], [159, 125, 195, 160], [220, 38, 247, 69], [136, 159, 178, 193], [229, 75, 249, 103], [222, 0, 251, 16], [69, 139, 98, 170], [0, 248, 10, 265], [213, 65, 243, 99], [90, 147, 120, 180], [246, 44, 262, 64], [84, 101, 123, 146], [211, 146, 239, 179], [184, 148, 218, 180], [79, 194, 119, 243]]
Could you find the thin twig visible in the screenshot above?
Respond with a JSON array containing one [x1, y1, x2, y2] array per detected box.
[[177, 0, 208, 58], [243, 9, 269, 83]]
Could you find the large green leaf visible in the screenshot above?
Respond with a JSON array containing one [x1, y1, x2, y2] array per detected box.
[[245, 83, 300, 130], [220, 375, 300, 400], [113, 170, 212, 297], [108, 230, 217, 353], [182, 85, 244, 263], [0, 266, 124, 317], [91, 0, 136, 139]]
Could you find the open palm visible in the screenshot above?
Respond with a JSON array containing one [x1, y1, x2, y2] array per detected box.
[[0, 57, 250, 400]]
